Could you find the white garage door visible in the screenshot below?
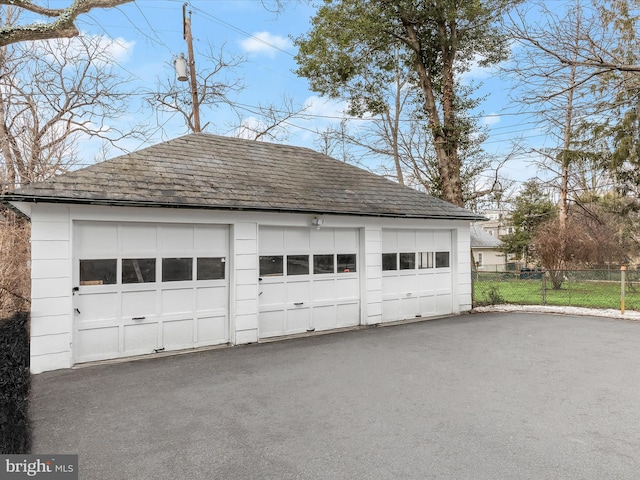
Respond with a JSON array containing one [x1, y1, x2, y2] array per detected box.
[[381, 229, 453, 322], [258, 226, 360, 338], [73, 222, 229, 364]]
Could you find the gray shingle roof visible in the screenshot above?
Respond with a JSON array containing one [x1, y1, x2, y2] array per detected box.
[[470, 224, 503, 248], [2, 133, 483, 221]]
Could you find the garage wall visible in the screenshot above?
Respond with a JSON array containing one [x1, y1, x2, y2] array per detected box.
[[24, 203, 473, 373]]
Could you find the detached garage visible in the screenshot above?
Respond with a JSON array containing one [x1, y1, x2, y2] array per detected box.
[[2, 133, 482, 373]]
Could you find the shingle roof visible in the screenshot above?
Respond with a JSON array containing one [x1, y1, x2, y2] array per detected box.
[[470, 224, 503, 248], [2, 133, 483, 221]]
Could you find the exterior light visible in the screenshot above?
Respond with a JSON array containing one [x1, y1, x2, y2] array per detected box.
[[311, 217, 325, 229]]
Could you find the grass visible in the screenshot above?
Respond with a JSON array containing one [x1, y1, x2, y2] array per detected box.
[[474, 276, 640, 311]]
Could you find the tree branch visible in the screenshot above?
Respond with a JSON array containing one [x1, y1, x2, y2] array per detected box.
[[0, 0, 134, 47]]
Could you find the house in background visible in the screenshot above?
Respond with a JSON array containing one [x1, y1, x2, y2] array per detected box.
[[478, 209, 513, 239], [471, 223, 505, 271], [2, 133, 483, 373]]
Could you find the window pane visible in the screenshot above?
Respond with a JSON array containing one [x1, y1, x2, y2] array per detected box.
[[197, 257, 225, 280], [122, 258, 156, 284], [382, 253, 397, 271], [80, 259, 117, 286], [419, 252, 433, 269], [313, 254, 334, 274], [260, 256, 283, 276], [399, 252, 416, 270], [337, 254, 357, 273], [162, 258, 193, 282], [287, 255, 309, 276], [435, 251, 450, 268]]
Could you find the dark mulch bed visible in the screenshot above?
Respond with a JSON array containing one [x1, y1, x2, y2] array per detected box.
[[0, 311, 30, 454]]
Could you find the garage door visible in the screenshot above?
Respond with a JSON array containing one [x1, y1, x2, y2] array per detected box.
[[258, 226, 360, 338], [381, 229, 453, 321], [73, 222, 229, 364]]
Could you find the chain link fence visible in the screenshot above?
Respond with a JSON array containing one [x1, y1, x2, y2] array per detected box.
[[473, 267, 640, 311]]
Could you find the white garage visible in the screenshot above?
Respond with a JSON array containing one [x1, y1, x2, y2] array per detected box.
[[73, 221, 229, 363], [2, 133, 482, 373]]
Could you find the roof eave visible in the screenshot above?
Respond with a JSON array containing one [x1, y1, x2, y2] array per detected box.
[[1, 194, 485, 222]]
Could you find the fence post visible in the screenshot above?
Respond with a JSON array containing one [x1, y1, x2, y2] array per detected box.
[[541, 272, 546, 305], [621, 265, 626, 315]]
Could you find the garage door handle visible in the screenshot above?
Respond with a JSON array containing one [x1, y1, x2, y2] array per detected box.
[[132, 316, 146, 321], [294, 302, 304, 306]]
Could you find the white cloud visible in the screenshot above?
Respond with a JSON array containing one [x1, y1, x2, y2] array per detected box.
[[482, 114, 501, 127], [303, 96, 348, 119], [240, 32, 291, 58]]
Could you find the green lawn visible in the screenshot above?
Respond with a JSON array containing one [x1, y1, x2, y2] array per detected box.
[[473, 277, 640, 311]]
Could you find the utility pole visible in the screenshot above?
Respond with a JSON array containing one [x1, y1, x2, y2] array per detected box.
[[183, 2, 201, 133]]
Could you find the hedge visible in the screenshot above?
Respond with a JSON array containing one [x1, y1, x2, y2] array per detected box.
[[0, 311, 31, 454]]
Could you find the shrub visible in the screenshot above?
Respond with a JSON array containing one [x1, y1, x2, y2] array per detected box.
[[0, 311, 31, 454]]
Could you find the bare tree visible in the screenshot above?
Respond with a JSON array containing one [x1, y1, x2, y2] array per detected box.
[[0, 31, 147, 189], [232, 95, 310, 142], [0, 0, 133, 47]]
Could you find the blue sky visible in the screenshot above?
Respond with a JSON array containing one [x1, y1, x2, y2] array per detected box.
[[62, 0, 546, 185]]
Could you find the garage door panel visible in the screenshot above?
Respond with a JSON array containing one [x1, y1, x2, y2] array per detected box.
[[259, 282, 285, 305], [336, 277, 358, 299], [310, 229, 334, 250], [382, 276, 399, 295], [434, 230, 451, 249], [197, 315, 227, 344], [196, 286, 227, 310], [120, 225, 157, 253], [195, 226, 227, 254], [75, 327, 119, 362], [313, 304, 336, 330], [287, 307, 310, 333], [400, 297, 419, 318], [259, 310, 285, 337], [313, 279, 336, 301], [398, 275, 415, 292], [161, 288, 195, 314], [260, 226, 284, 252], [419, 295, 435, 314], [123, 322, 158, 354], [382, 299, 399, 322], [334, 229, 357, 251], [436, 294, 452, 313], [162, 318, 194, 349], [397, 230, 417, 251], [336, 303, 359, 327], [76, 223, 118, 256], [286, 280, 311, 303], [121, 290, 156, 317], [160, 225, 194, 253], [77, 292, 118, 321], [284, 228, 310, 251], [418, 273, 436, 291]]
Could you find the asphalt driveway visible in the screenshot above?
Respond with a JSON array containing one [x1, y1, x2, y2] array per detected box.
[[31, 312, 640, 479]]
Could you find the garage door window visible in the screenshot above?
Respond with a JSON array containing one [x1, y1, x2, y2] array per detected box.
[[260, 256, 283, 276], [399, 253, 416, 270], [162, 258, 193, 282], [80, 259, 117, 286], [287, 255, 309, 275], [419, 252, 434, 269], [313, 254, 335, 274], [382, 253, 397, 271], [337, 254, 357, 273], [435, 252, 450, 268], [197, 257, 225, 280], [122, 258, 156, 284]]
